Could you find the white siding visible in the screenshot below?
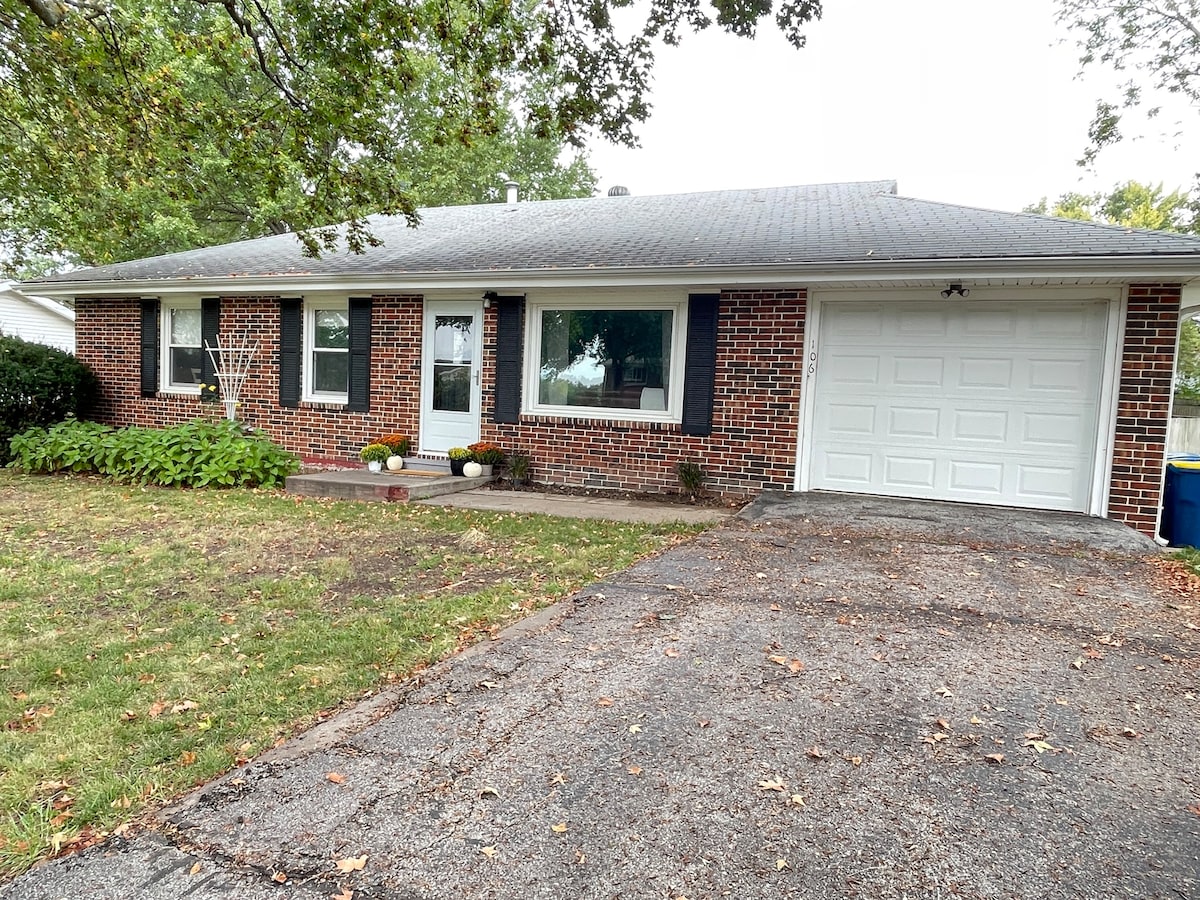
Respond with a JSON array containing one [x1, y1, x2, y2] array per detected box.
[[0, 289, 75, 353]]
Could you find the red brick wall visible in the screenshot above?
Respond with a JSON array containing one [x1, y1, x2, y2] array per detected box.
[[482, 290, 807, 497], [76, 290, 806, 499], [1109, 283, 1181, 536], [77, 294, 424, 460]]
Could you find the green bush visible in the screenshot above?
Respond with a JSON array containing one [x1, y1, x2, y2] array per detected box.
[[0, 334, 99, 463], [8, 418, 299, 488]]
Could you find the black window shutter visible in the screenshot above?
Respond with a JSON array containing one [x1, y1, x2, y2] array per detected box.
[[139, 299, 160, 398], [347, 297, 372, 412], [200, 297, 220, 387], [493, 295, 525, 424], [681, 293, 720, 436], [278, 298, 302, 408]]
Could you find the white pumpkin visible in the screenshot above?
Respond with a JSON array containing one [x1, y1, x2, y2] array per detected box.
[[386, 455, 405, 471], [463, 461, 483, 478]]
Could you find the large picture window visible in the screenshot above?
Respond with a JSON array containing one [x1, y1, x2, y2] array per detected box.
[[161, 302, 202, 392], [527, 300, 686, 420], [304, 304, 349, 401]]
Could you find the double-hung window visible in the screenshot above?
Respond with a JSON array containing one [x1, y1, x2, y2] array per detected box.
[[304, 302, 350, 402], [525, 297, 687, 422], [161, 301, 202, 392]]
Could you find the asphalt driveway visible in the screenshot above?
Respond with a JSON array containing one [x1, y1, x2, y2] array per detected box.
[[4, 493, 1199, 899]]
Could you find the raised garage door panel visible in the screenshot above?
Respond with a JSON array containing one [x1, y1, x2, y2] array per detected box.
[[809, 300, 1108, 511]]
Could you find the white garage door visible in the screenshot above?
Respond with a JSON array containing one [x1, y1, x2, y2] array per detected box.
[[808, 299, 1111, 512]]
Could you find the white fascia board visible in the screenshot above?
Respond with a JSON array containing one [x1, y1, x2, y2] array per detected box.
[[29, 255, 1200, 300]]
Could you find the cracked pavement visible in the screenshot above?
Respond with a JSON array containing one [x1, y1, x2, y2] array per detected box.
[[3, 492, 1199, 899]]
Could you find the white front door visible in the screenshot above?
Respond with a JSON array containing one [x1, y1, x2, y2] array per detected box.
[[806, 298, 1111, 512], [420, 301, 483, 453]]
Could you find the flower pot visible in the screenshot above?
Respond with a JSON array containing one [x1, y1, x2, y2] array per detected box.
[[480, 464, 494, 477], [463, 461, 483, 478], [386, 455, 405, 472], [367, 460, 382, 473], [450, 458, 466, 476]]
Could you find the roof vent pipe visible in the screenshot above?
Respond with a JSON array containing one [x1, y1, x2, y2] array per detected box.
[[495, 171, 518, 205]]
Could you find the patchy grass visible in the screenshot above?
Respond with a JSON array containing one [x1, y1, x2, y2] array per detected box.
[[0, 471, 701, 878]]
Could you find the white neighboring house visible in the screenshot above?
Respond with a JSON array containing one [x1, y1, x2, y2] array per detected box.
[[0, 280, 75, 353]]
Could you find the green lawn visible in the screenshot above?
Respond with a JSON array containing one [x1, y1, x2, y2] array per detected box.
[[0, 471, 700, 878]]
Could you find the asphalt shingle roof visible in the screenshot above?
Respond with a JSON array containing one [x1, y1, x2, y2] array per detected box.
[[38, 180, 1200, 285]]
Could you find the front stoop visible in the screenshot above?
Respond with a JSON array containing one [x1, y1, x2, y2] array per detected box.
[[285, 469, 493, 503]]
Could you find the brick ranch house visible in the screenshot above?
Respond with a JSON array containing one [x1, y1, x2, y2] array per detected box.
[[28, 181, 1200, 537]]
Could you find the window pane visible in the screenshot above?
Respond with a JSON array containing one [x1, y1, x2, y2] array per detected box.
[[433, 316, 473, 364], [171, 347, 202, 385], [315, 310, 349, 349], [538, 309, 673, 410], [433, 363, 471, 412], [170, 308, 200, 346], [313, 350, 348, 394]]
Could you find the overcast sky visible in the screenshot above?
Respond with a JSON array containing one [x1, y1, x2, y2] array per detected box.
[[585, 0, 1200, 213]]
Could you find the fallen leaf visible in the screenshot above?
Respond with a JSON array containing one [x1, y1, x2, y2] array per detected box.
[[596, 697, 614, 707], [922, 732, 949, 745], [188, 862, 201, 876], [549, 772, 566, 785], [271, 872, 287, 884], [805, 745, 826, 760], [757, 778, 787, 792], [985, 753, 1005, 764], [575, 849, 586, 864], [848, 755, 863, 767], [179, 751, 196, 766], [1024, 739, 1060, 754], [776, 859, 790, 871], [788, 794, 805, 807], [147, 700, 168, 719], [935, 687, 953, 698], [628, 724, 642, 734], [627, 765, 643, 776], [1070, 657, 1084, 671], [551, 822, 568, 834], [664, 646, 680, 658], [935, 717, 951, 730], [480, 846, 498, 860], [326, 772, 346, 785], [120, 710, 138, 722], [333, 889, 354, 900], [770, 603, 782, 612], [698, 718, 711, 728], [767, 655, 789, 666], [335, 855, 368, 873], [171, 700, 198, 714], [969, 715, 984, 725], [1084, 647, 1104, 660], [787, 659, 805, 674]]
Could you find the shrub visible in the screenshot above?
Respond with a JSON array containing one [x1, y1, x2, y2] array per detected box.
[[447, 447, 471, 461], [7, 419, 299, 488], [0, 334, 99, 463], [676, 460, 706, 498]]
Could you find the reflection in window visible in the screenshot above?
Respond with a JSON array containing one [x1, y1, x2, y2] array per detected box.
[[167, 307, 201, 387], [312, 309, 349, 395], [538, 309, 673, 410]]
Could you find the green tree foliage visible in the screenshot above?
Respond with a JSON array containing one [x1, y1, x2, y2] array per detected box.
[[0, 0, 821, 272], [1024, 181, 1198, 230], [1056, 1, 1200, 167], [0, 333, 98, 462], [1027, 179, 1200, 399]]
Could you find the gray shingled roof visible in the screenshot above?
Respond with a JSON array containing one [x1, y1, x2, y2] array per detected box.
[[36, 181, 1200, 285]]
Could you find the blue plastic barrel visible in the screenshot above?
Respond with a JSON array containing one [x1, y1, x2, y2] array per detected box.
[[1162, 459, 1200, 547]]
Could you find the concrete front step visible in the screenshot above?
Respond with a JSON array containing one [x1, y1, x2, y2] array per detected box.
[[285, 469, 492, 503]]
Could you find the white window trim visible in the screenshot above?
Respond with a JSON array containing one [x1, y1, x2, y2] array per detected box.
[[303, 300, 350, 404], [159, 299, 202, 395], [522, 294, 689, 423]]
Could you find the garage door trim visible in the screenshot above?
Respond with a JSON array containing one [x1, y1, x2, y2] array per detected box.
[[795, 287, 1125, 516]]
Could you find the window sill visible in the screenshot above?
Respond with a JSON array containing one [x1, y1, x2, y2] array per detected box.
[[518, 411, 682, 430], [300, 397, 348, 410], [159, 387, 202, 397]]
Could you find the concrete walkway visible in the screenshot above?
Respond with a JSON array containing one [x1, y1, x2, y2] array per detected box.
[[419, 488, 736, 524]]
